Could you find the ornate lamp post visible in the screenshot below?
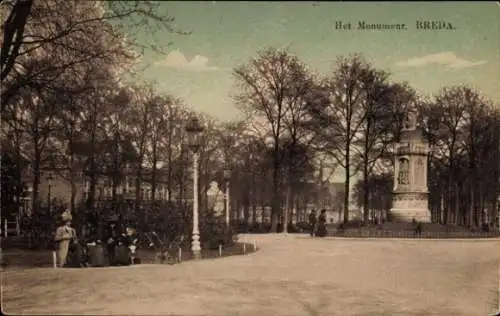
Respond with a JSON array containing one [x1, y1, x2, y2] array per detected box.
[[223, 168, 231, 225], [185, 116, 204, 259]]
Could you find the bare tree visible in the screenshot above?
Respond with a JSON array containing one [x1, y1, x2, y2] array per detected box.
[[308, 55, 384, 224], [1, 0, 185, 91], [124, 84, 155, 211], [233, 47, 312, 231], [5, 74, 58, 214], [421, 87, 469, 225]]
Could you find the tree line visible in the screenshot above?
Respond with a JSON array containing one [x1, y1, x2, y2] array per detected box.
[[1, 1, 499, 232], [233, 48, 500, 231]]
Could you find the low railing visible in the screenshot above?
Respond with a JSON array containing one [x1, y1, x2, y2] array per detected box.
[[331, 228, 500, 239]]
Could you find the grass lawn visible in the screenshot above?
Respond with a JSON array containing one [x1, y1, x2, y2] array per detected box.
[[2, 234, 500, 316]]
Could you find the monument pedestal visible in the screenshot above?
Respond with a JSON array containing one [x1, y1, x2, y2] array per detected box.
[[389, 208, 431, 223], [390, 192, 431, 223]]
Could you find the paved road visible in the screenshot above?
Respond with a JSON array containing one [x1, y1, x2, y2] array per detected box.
[[3, 234, 500, 315]]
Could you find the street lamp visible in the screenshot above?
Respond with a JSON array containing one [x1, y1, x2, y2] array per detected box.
[[47, 173, 53, 214], [185, 116, 204, 259], [223, 168, 231, 225]]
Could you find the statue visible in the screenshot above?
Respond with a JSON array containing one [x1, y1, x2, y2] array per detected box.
[[398, 158, 410, 185], [206, 181, 224, 216], [403, 107, 418, 130]]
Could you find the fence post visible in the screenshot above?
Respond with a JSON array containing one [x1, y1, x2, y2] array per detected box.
[[178, 247, 182, 263], [4, 220, 7, 238], [52, 251, 57, 268], [218, 244, 222, 257]]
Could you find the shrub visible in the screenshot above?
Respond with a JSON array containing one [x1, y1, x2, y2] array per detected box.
[[296, 221, 311, 232], [200, 210, 237, 249], [247, 223, 271, 233]]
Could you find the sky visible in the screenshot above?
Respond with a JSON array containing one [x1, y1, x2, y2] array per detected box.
[[134, 1, 500, 122]]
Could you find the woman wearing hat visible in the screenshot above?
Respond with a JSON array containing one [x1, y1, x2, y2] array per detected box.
[[54, 210, 76, 267]]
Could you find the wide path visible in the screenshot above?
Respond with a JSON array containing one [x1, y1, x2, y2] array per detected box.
[[3, 234, 500, 316]]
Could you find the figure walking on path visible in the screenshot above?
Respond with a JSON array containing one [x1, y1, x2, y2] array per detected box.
[[308, 209, 317, 237], [316, 209, 328, 237]]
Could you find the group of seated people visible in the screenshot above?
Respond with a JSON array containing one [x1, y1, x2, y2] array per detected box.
[[55, 210, 140, 268]]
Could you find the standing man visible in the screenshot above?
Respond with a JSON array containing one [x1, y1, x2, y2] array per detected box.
[[308, 209, 317, 237]]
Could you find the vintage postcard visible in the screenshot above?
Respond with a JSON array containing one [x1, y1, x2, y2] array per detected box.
[[1, 1, 499, 315]]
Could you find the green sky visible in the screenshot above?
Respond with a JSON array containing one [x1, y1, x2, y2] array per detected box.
[[135, 1, 500, 121]]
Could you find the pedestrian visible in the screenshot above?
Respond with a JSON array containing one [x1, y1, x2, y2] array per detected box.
[[54, 210, 76, 267], [308, 209, 317, 237], [316, 209, 328, 237]]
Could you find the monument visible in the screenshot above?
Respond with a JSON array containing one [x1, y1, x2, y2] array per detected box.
[[390, 107, 431, 223], [206, 181, 225, 217]]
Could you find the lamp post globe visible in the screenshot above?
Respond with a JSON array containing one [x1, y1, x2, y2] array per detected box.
[[185, 116, 204, 259]]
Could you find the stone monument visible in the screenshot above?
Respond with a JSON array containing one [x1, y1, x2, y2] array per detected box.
[[389, 107, 431, 223], [206, 181, 225, 217]]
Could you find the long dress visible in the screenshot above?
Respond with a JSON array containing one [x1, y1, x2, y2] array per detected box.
[[316, 214, 327, 237], [55, 225, 74, 267]]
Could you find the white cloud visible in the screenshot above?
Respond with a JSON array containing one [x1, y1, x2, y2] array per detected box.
[[395, 52, 487, 70], [155, 50, 218, 71]]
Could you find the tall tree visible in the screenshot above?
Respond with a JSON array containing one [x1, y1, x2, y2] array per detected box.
[[308, 55, 386, 224], [233, 47, 312, 232], [1, 0, 185, 97], [421, 87, 469, 225]]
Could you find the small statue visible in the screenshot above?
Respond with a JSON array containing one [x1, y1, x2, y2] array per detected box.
[[403, 108, 418, 130]]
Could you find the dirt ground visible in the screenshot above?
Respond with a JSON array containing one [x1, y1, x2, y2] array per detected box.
[[2, 234, 500, 316]]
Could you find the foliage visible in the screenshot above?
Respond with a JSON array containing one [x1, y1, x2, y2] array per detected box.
[[233, 47, 317, 231]]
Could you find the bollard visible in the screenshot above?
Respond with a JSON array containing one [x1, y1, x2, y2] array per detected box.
[[52, 251, 57, 268], [243, 242, 246, 255], [253, 240, 257, 251], [218, 244, 222, 257], [178, 247, 182, 263]]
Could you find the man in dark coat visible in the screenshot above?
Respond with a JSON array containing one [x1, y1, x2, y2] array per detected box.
[[316, 209, 328, 237], [308, 209, 317, 237]]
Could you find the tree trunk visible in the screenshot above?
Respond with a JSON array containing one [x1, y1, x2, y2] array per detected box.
[[271, 159, 281, 232], [86, 123, 97, 210], [478, 183, 485, 226], [454, 182, 460, 226], [167, 140, 172, 204], [283, 184, 290, 233], [135, 165, 142, 212], [31, 148, 41, 215], [243, 203, 250, 231], [343, 167, 350, 224], [151, 141, 157, 204], [362, 163, 370, 226], [445, 172, 452, 225], [468, 178, 474, 227]]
